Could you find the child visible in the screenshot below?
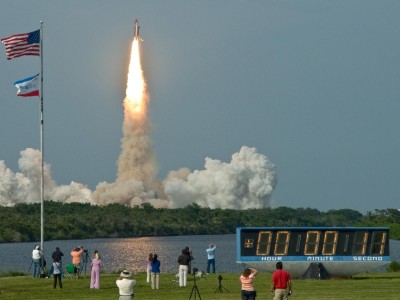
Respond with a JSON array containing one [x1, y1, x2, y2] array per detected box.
[[53, 257, 62, 289]]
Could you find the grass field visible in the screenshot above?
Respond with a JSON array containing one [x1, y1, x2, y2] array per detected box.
[[0, 271, 400, 299]]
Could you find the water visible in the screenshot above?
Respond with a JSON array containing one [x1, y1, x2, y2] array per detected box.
[[0, 235, 399, 274], [0, 234, 242, 274]]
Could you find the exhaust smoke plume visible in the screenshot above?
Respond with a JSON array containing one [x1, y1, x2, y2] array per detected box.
[[92, 36, 165, 207], [0, 26, 277, 209]]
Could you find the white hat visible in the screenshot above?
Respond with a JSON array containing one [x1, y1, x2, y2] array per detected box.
[[120, 270, 132, 278], [35, 245, 40, 250]]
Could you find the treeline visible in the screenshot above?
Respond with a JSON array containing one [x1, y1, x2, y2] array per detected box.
[[0, 201, 399, 243]]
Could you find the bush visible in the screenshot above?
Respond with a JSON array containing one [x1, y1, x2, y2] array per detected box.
[[0, 271, 26, 277], [387, 261, 400, 272]]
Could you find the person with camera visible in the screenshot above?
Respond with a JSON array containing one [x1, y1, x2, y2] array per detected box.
[[271, 262, 292, 300], [70, 246, 84, 278], [177, 248, 191, 287], [51, 247, 64, 278], [116, 270, 136, 300], [206, 243, 216, 274], [31, 245, 43, 278], [240, 267, 258, 300]]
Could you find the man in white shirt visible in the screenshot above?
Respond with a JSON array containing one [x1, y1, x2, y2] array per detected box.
[[116, 270, 136, 300], [31, 245, 43, 278], [206, 243, 216, 274]]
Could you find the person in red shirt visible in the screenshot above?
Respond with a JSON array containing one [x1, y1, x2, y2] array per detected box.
[[271, 262, 292, 300]]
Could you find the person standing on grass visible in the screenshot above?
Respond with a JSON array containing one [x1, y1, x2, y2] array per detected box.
[[52, 257, 62, 289], [271, 262, 292, 300], [31, 245, 43, 278], [184, 246, 193, 274], [151, 254, 161, 289], [90, 250, 102, 289], [52, 247, 64, 278], [116, 270, 136, 300], [146, 253, 153, 283], [177, 248, 191, 287], [240, 267, 258, 300], [71, 246, 84, 278], [206, 243, 216, 274]]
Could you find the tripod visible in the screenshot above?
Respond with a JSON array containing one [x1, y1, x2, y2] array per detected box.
[[80, 250, 91, 278], [215, 275, 229, 293], [189, 269, 202, 300]]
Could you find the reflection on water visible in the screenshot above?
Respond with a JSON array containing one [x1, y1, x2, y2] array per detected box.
[[0, 235, 399, 274], [0, 234, 243, 274]]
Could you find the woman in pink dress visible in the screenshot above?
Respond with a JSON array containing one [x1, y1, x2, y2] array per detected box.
[[90, 250, 103, 289], [146, 253, 153, 283]]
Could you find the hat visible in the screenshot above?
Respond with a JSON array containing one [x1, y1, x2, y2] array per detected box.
[[35, 245, 40, 250], [120, 270, 132, 278]]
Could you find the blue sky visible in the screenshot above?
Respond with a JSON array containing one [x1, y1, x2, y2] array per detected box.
[[0, 0, 399, 212]]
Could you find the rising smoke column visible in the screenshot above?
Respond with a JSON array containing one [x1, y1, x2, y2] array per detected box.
[[117, 37, 157, 189], [92, 33, 164, 207]]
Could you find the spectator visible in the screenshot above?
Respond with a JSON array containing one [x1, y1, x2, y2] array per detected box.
[[146, 253, 153, 283], [70, 246, 84, 278], [240, 267, 258, 300], [90, 250, 103, 289], [116, 270, 136, 300], [52, 247, 64, 278], [271, 262, 292, 300], [177, 248, 191, 287], [52, 257, 63, 289], [206, 243, 216, 274], [184, 246, 193, 274], [151, 254, 160, 290], [31, 245, 43, 278]]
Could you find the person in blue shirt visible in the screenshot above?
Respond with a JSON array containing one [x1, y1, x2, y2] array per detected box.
[[206, 243, 216, 274], [151, 254, 160, 289]]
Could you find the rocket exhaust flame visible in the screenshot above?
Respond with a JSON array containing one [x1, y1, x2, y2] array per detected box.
[[125, 39, 146, 116]]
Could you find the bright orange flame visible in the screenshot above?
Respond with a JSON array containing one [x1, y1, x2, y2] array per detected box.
[[125, 39, 146, 116]]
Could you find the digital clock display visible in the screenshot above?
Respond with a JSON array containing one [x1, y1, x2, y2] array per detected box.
[[239, 228, 388, 257]]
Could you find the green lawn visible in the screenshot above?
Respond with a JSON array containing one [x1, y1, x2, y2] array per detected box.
[[0, 271, 399, 299]]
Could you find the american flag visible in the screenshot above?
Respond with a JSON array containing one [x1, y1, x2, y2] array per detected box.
[[1, 29, 40, 60]]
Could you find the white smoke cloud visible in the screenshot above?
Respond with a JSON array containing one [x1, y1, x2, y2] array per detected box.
[[92, 178, 168, 208], [0, 148, 92, 206], [164, 146, 277, 209], [0, 146, 276, 209]]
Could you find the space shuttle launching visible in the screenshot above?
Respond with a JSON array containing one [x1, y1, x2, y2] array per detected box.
[[134, 19, 140, 40]]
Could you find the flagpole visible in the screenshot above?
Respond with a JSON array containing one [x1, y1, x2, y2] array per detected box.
[[40, 21, 44, 251]]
